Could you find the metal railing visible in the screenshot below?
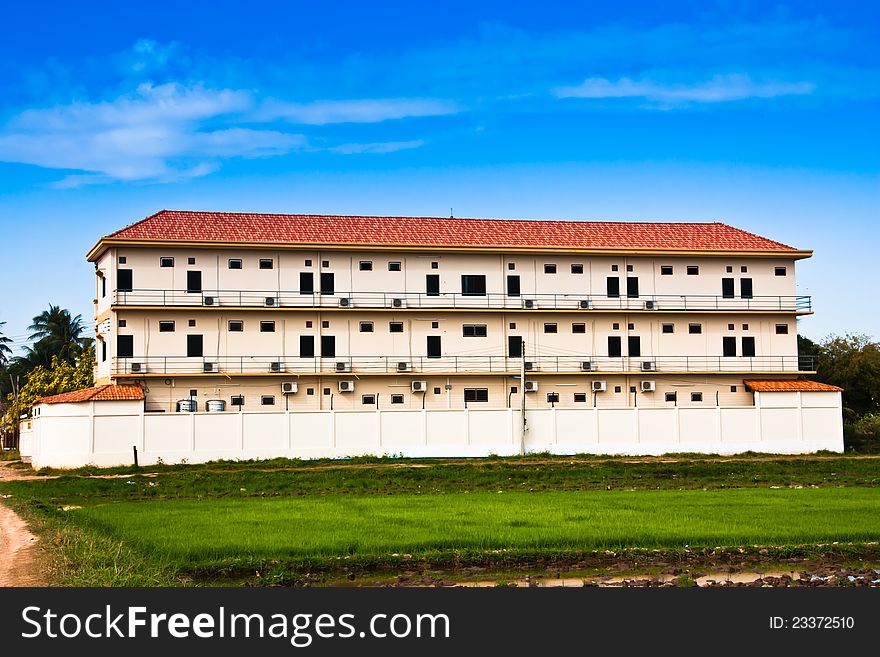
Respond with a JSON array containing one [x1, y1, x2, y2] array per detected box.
[[112, 289, 812, 312], [113, 354, 816, 376]]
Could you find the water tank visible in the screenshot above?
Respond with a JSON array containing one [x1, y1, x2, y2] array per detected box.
[[205, 399, 226, 412], [176, 399, 197, 413]]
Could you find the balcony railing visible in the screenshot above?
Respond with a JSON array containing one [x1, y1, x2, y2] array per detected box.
[[112, 354, 816, 376], [112, 289, 812, 312]]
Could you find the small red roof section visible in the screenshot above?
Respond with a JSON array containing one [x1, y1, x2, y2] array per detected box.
[[38, 385, 145, 405], [744, 380, 843, 393], [101, 210, 798, 252]]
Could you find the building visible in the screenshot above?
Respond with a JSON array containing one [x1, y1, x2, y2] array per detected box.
[[20, 210, 845, 468]]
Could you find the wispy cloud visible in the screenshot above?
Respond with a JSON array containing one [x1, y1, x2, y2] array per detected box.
[[0, 82, 306, 186], [328, 140, 426, 154], [258, 98, 459, 125], [553, 74, 815, 105]]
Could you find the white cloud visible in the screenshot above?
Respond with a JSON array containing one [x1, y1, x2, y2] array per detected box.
[[553, 74, 815, 105], [0, 82, 306, 184], [328, 140, 426, 154], [259, 98, 459, 125]]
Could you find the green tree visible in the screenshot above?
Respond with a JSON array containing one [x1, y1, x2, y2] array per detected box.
[[28, 304, 87, 364], [2, 346, 95, 433], [0, 321, 12, 365], [816, 334, 880, 418]]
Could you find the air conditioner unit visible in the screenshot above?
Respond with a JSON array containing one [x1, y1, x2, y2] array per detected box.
[[391, 298, 404, 308], [203, 362, 216, 373], [524, 380, 539, 393], [397, 361, 411, 372], [591, 381, 607, 392], [270, 361, 283, 373], [524, 361, 536, 371], [411, 380, 428, 392], [578, 299, 591, 310], [644, 300, 657, 310], [641, 361, 656, 372], [130, 362, 144, 374], [339, 298, 351, 307], [281, 381, 298, 394], [264, 296, 276, 307], [580, 361, 595, 372], [335, 362, 351, 373], [523, 299, 536, 309], [640, 380, 656, 392], [338, 380, 355, 393], [203, 296, 215, 306]]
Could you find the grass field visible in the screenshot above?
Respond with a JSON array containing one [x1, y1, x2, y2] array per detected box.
[[2, 454, 879, 586]]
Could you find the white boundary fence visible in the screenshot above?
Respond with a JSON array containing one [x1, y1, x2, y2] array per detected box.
[[22, 391, 843, 469]]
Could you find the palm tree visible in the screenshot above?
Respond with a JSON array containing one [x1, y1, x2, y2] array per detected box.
[[28, 305, 86, 364], [0, 321, 12, 365]]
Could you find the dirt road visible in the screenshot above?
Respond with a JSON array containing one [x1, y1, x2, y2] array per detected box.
[[0, 462, 47, 586]]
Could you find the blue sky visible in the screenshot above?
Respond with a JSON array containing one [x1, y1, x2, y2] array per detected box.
[[0, 0, 877, 352]]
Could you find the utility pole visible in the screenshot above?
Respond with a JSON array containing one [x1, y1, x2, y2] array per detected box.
[[519, 339, 526, 456]]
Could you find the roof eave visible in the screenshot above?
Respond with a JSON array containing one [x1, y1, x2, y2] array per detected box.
[[87, 237, 813, 260]]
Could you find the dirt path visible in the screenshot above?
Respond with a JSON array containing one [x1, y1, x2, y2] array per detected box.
[[0, 462, 47, 586]]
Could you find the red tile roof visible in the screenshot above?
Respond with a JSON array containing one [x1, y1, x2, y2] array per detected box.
[[100, 210, 799, 252], [38, 385, 145, 404], [744, 380, 843, 393]]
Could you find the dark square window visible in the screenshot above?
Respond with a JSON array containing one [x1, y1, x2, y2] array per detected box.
[[305, 321, 312, 328], [160, 257, 174, 268], [508, 262, 515, 270], [571, 264, 584, 274], [261, 395, 275, 406], [187, 257, 195, 265], [189, 389, 197, 398], [464, 389, 488, 402], [689, 323, 702, 334], [628, 323, 634, 330], [611, 264, 619, 272], [776, 324, 789, 334], [188, 319, 196, 327], [228, 259, 242, 269], [691, 392, 703, 402], [510, 386, 517, 394], [614, 386, 622, 393], [306, 387, 314, 395], [431, 261, 439, 269], [574, 393, 587, 403], [612, 323, 620, 330], [323, 388, 331, 395], [434, 387, 442, 394], [544, 264, 557, 274], [391, 394, 405, 404], [572, 323, 586, 334], [509, 322, 516, 329], [388, 261, 402, 271], [544, 323, 558, 334], [305, 259, 312, 266], [431, 321, 439, 329], [742, 323, 749, 330], [259, 259, 273, 270], [726, 265, 733, 273], [730, 386, 737, 393], [322, 320, 329, 329], [660, 265, 673, 275], [389, 322, 404, 333], [687, 266, 699, 275], [661, 323, 674, 334], [231, 396, 245, 407], [775, 267, 787, 276], [665, 392, 677, 403], [728, 324, 735, 330], [546, 392, 559, 403], [463, 324, 488, 337], [626, 264, 633, 272], [362, 395, 376, 405], [118, 319, 127, 328], [741, 266, 748, 273], [260, 321, 275, 332], [228, 321, 243, 332], [158, 321, 175, 332], [322, 260, 330, 268], [360, 322, 374, 332], [359, 261, 372, 271], [118, 256, 127, 264]]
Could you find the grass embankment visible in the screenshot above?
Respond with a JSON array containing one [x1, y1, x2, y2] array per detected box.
[[1, 454, 879, 586]]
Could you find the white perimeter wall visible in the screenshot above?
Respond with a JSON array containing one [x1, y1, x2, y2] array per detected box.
[[27, 392, 844, 469]]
